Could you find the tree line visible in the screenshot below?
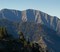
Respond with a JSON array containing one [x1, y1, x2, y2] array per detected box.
[[0, 27, 48, 52]]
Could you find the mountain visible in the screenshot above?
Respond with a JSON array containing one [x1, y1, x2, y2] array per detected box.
[[0, 9, 60, 33], [0, 9, 60, 52]]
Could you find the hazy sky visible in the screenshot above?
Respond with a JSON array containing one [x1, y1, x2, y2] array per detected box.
[[0, 0, 60, 18]]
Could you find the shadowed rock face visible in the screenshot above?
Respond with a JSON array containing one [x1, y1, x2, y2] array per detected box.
[[0, 9, 60, 52]]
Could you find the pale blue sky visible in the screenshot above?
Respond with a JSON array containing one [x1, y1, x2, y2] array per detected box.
[[0, 0, 60, 18]]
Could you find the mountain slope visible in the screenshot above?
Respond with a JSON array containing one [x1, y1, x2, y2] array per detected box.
[[0, 9, 60, 33], [0, 9, 60, 52]]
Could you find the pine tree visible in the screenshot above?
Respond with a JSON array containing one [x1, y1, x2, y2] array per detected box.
[[0, 27, 5, 39], [19, 32, 25, 41]]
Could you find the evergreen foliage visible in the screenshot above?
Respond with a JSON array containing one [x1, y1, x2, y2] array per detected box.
[[0, 27, 48, 52]]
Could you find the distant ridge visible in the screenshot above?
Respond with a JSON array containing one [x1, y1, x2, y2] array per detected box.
[[0, 8, 60, 32]]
